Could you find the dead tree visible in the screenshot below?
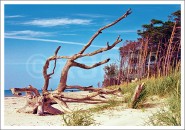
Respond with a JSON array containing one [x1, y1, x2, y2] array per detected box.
[[10, 9, 132, 115]]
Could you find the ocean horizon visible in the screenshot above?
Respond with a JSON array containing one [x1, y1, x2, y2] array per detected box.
[[4, 89, 80, 97]]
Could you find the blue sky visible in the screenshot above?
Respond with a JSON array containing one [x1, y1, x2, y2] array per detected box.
[[4, 4, 180, 90]]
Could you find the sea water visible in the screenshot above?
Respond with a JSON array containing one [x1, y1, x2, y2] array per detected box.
[[4, 89, 79, 97]]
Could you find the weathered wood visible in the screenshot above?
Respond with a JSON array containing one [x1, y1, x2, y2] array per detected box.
[[131, 83, 145, 109], [57, 9, 132, 93], [15, 90, 39, 114], [43, 46, 61, 92], [79, 9, 131, 54], [10, 85, 40, 96], [48, 94, 72, 113], [72, 58, 110, 69], [10, 9, 132, 116]]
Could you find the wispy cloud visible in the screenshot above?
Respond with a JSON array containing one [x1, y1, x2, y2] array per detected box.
[[5, 15, 24, 18], [5, 30, 51, 37], [5, 36, 118, 49], [22, 18, 92, 27], [75, 13, 110, 18]]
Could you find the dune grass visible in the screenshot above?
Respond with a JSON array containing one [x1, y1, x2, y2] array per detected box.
[[120, 71, 180, 96], [88, 71, 181, 111], [117, 71, 180, 107], [148, 92, 181, 126], [62, 71, 181, 126], [110, 71, 181, 126], [148, 77, 181, 126]]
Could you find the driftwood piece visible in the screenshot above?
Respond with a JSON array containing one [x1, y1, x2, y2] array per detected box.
[[10, 9, 132, 115], [11, 85, 122, 115], [131, 82, 145, 108], [10, 85, 40, 96]]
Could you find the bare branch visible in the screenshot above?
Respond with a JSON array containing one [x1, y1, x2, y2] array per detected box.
[[48, 47, 60, 76], [78, 8, 132, 54], [55, 46, 61, 55], [72, 58, 110, 69], [54, 55, 71, 59], [78, 36, 122, 58], [43, 46, 62, 92]]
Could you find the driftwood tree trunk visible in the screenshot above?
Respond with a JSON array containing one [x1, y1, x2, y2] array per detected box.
[[11, 9, 132, 115]]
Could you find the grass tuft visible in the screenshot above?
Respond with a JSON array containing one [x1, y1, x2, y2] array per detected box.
[[62, 110, 95, 126]]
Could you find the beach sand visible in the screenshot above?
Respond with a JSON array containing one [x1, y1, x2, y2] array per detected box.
[[3, 93, 163, 126]]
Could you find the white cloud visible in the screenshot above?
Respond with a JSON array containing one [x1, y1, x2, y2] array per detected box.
[[5, 30, 51, 37], [22, 18, 92, 27], [5, 36, 118, 49], [5, 15, 24, 18]]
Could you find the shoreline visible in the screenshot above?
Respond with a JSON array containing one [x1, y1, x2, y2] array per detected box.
[[4, 89, 81, 97]]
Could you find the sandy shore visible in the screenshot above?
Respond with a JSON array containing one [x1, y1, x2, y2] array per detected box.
[[3, 92, 163, 126]]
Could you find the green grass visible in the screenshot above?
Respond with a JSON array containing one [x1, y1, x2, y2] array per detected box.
[[144, 73, 180, 97], [148, 92, 181, 126], [117, 72, 180, 108], [121, 72, 180, 96], [148, 74, 181, 126], [62, 110, 95, 126]]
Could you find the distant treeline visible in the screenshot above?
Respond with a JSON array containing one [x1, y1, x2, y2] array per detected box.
[[103, 10, 181, 87]]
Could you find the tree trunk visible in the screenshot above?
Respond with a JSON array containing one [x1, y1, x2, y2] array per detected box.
[[154, 41, 161, 78], [147, 51, 152, 79], [57, 60, 72, 93]]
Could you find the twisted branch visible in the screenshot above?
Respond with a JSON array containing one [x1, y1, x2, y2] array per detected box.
[[72, 58, 110, 69], [78, 8, 132, 55]]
